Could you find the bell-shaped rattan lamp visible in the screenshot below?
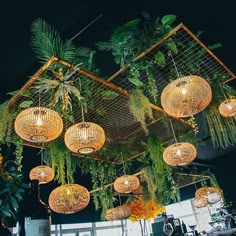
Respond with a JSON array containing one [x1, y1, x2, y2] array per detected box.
[[114, 175, 140, 194], [64, 122, 105, 154], [49, 184, 90, 214], [161, 75, 212, 117], [14, 107, 63, 142]]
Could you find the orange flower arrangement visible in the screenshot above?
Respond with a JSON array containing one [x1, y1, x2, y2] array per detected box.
[[127, 197, 165, 222]]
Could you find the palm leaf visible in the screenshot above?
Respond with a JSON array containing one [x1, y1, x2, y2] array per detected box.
[[31, 18, 77, 64], [31, 18, 63, 63], [96, 40, 114, 52]]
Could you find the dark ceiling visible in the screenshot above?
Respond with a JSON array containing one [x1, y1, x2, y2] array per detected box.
[[1, 0, 236, 224]]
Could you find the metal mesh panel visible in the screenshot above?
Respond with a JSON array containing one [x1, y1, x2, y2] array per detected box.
[[9, 23, 234, 163], [108, 24, 235, 104]]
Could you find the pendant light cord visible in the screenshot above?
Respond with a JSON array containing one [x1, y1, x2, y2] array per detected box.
[[40, 148, 44, 165], [168, 51, 180, 77], [169, 118, 178, 143], [219, 83, 228, 100]]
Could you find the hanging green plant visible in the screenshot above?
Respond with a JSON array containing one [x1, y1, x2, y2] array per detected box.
[[0, 101, 15, 144], [77, 158, 117, 220], [45, 140, 77, 184], [129, 89, 154, 134], [202, 78, 236, 149], [142, 135, 180, 205]]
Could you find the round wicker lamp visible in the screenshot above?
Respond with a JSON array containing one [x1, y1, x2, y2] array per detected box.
[[105, 205, 131, 221], [114, 175, 140, 194], [161, 75, 212, 117], [64, 122, 105, 154], [192, 197, 208, 208], [163, 142, 197, 166], [14, 107, 63, 142], [219, 98, 236, 117], [195, 187, 222, 204], [49, 184, 90, 214], [29, 165, 55, 184]]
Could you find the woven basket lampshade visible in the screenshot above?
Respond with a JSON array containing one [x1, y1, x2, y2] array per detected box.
[[114, 175, 140, 194], [14, 107, 63, 142], [64, 122, 105, 154], [163, 142, 197, 166], [105, 205, 131, 221], [192, 197, 208, 208], [161, 75, 212, 117], [29, 165, 55, 184], [219, 98, 236, 117], [195, 187, 222, 204], [49, 184, 90, 214]]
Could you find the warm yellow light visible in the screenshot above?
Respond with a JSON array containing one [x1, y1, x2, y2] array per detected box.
[[64, 122, 106, 154], [163, 142, 197, 166], [49, 184, 90, 214], [114, 175, 140, 194], [29, 165, 55, 184], [14, 107, 63, 143], [161, 75, 212, 117]]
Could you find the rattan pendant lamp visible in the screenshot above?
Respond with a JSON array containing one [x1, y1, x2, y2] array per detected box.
[[14, 90, 63, 143], [64, 105, 105, 154], [163, 118, 197, 166], [49, 183, 90, 214], [29, 149, 55, 184], [161, 51, 212, 118], [218, 84, 236, 117], [113, 155, 140, 194]]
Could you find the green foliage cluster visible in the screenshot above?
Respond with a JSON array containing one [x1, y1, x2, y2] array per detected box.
[[0, 156, 28, 220], [202, 77, 236, 149], [142, 135, 180, 205], [97, 14, 177, 67], [129, 89, 154, 134], [45, 141, 77, 185], [77, 158, 117, 220]]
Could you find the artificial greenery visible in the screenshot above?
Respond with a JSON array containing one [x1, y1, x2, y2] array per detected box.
[[0, 155, 27, 220], [142, 135, 180, 205], [77, 158, 117, 220], [202, 78, 236, 149], [129, 89, 154, 134], [0, 101, 14, 144], [45, 140, 77, 185], [97, 13, 177, 67], [31, 18, 93, 66]]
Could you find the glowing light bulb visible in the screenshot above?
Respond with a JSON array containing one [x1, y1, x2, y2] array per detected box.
[[176, 149, 182, 156], [67, 188, 71, 195], [181, 88, 187, 95], [80, 129, 88, 141], [124, 179, 129, 185], [227, 104, 233, 110], [40, 171, 46, 178], [35, 116, 43, 126]]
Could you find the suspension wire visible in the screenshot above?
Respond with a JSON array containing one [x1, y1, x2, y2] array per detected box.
[[219, 83, 228, 100], [168, 50, 180, 77], [69, 14, 103, 42], [41, 148, 44, 165], [169, 118, 178, 143]]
